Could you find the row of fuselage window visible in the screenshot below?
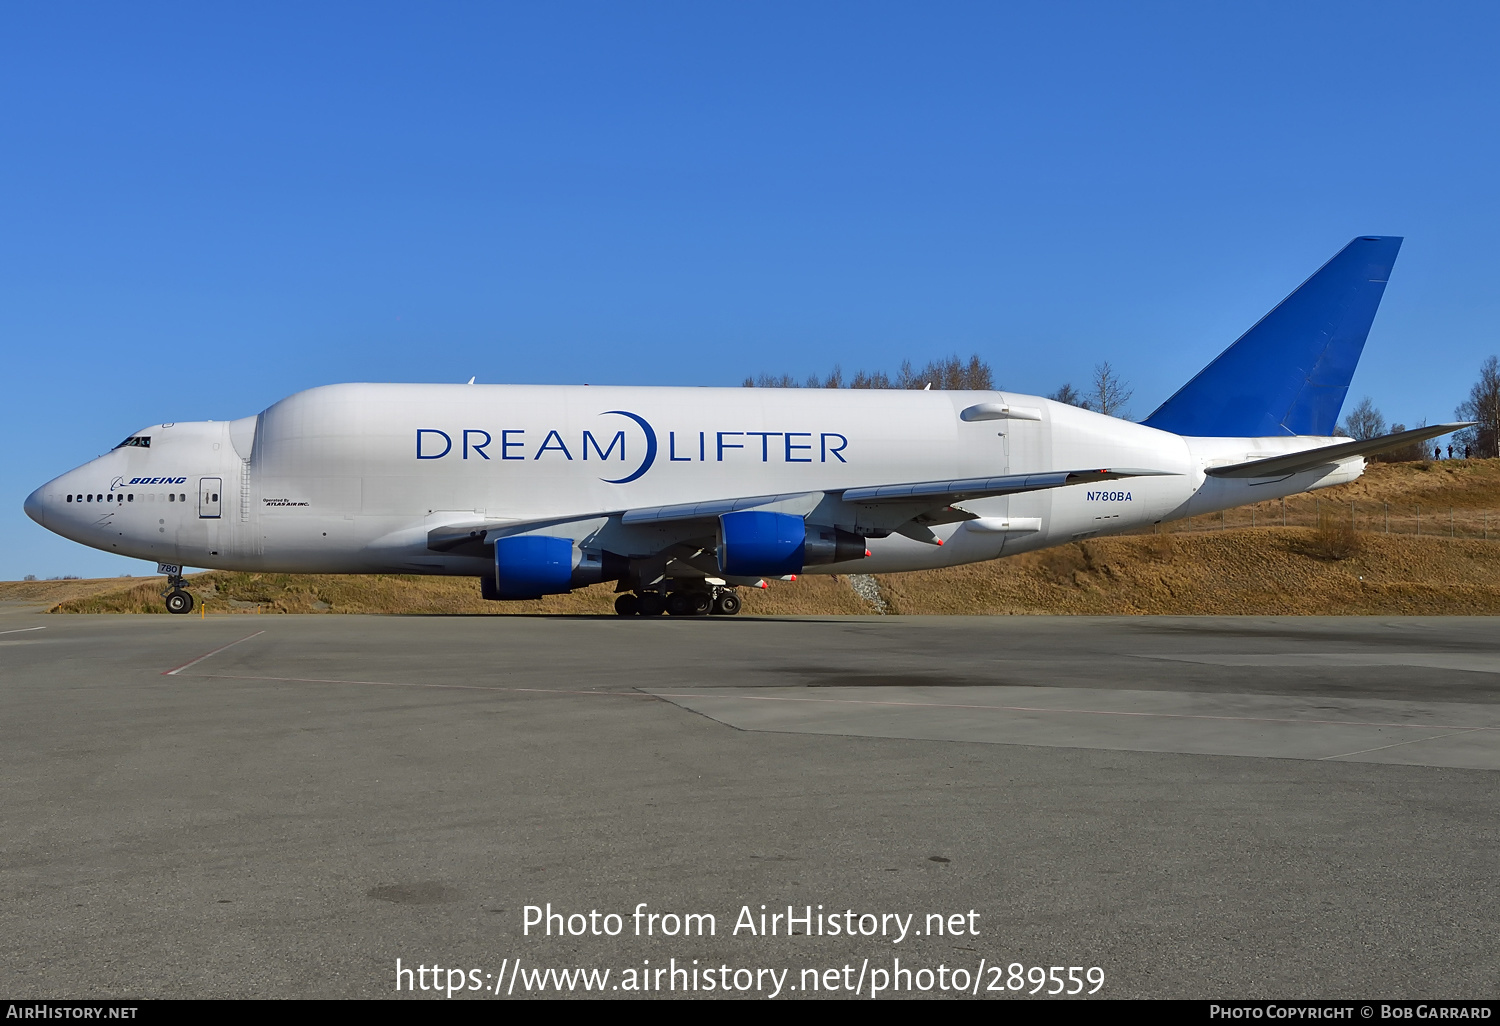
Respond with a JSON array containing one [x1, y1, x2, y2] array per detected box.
[[67, 492, 189, 504]]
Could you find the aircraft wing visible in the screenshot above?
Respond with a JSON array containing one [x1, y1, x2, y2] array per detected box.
[[839, 468, 1173, 503], [1205, 423, 1471, 479], [620, 492, 819, 524], [426, 467, 1177, 553]]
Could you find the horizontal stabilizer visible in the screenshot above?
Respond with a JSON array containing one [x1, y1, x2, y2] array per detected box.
[[1205, 423, 1472, 479]]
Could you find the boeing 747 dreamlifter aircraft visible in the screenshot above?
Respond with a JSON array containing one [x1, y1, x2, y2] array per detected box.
[[25, 237, 1464, 616]]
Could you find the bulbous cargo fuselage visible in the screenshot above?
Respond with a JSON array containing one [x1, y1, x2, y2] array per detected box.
[[24, 382, 1359, 582]]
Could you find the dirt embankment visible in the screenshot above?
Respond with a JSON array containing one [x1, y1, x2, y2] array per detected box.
[[12, 460, 1500, 617], [28, 569, 869, 617], [877, 529, 1500, 615]]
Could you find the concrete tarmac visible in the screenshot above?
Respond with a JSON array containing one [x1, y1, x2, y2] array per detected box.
[[1, 609, 1496, 999]]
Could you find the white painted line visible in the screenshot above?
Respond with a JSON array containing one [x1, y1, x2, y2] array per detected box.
[[1320, 727, 1491, 762], [163, 631, 267, 676], [0, 626, 47, 635]]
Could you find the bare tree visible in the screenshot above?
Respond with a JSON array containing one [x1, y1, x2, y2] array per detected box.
[[849, 369, 892, 389], [1455, 355, 1500, 458], [898, 354, 993, 390], [744, 372, 800, 388], [962, 354, 993, 390], [747, 354, 995, 391], [1089, 362, 1133, 418], [1341, 396, 1386, 440], [1049, 383, 1084, 407]]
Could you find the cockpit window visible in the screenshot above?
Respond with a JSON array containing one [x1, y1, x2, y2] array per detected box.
[[113, 436, 151, 449]]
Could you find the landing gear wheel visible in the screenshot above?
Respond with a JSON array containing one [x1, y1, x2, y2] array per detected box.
[[637, 592, 665, 617], [687, 591, 712, 616], [712, 590, 741, 616], [614, 594, 639, 617], [666, 592, 694, 616], [165, 590, 194, 615]]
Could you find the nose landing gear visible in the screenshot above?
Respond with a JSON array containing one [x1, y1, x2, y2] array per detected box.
[[158, 563, 194, 614]]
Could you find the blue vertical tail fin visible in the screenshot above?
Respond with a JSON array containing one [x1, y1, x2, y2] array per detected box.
[[1142, 236, 1402, 437]]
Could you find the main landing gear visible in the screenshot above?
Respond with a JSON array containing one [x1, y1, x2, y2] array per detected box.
[[159, 563, 194, 615], [614, 586, 740, 617]]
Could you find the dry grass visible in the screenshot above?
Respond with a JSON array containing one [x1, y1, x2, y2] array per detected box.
[[1341, 458, 1500, 510], [1304, 512, 1363, 561], [38, 570, 873, 617], [0, 576, 144, 605], [46, 572, 617, 616], [878, 530, 1500, 615]]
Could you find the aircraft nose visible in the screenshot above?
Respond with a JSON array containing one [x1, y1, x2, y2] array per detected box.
[[24, 486, 47, 529]]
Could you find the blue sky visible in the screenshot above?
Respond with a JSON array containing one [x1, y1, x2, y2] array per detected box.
[[4, 2, 1499, 580]]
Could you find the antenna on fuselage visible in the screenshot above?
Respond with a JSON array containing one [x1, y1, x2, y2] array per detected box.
[[466, 377, 475, 385]]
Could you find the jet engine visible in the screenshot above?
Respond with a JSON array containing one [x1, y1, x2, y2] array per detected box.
[[484, 536, 625, 600], [716, 510, 866, 577]]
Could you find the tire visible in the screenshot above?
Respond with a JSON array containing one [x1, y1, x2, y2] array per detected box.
[[712, 590, 741, 616], [165, 590, 194, 615], [688, 591, 713, 616], [637, 593, 665, 617], [613, 594, 639, 617], [666, 592, 694, 616]]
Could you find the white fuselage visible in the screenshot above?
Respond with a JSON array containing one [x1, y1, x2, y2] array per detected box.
[[25, 383, 1361, 578]]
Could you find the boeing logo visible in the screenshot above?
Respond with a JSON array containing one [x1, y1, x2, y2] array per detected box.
[[128, 476, 189, 485], [416, 411, 850, 485]]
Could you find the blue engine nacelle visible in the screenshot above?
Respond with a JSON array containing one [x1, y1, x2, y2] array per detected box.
[[491, 535, 574, 599], [483, 536, 627, 600], [716, 511, 866, 577]]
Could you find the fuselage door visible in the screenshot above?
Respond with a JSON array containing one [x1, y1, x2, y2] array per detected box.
[[199, 477, 222, 519]]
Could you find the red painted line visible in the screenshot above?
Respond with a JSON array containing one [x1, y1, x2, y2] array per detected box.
[[647, 691, 1499, 733], [162, 631, 267, 676]]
